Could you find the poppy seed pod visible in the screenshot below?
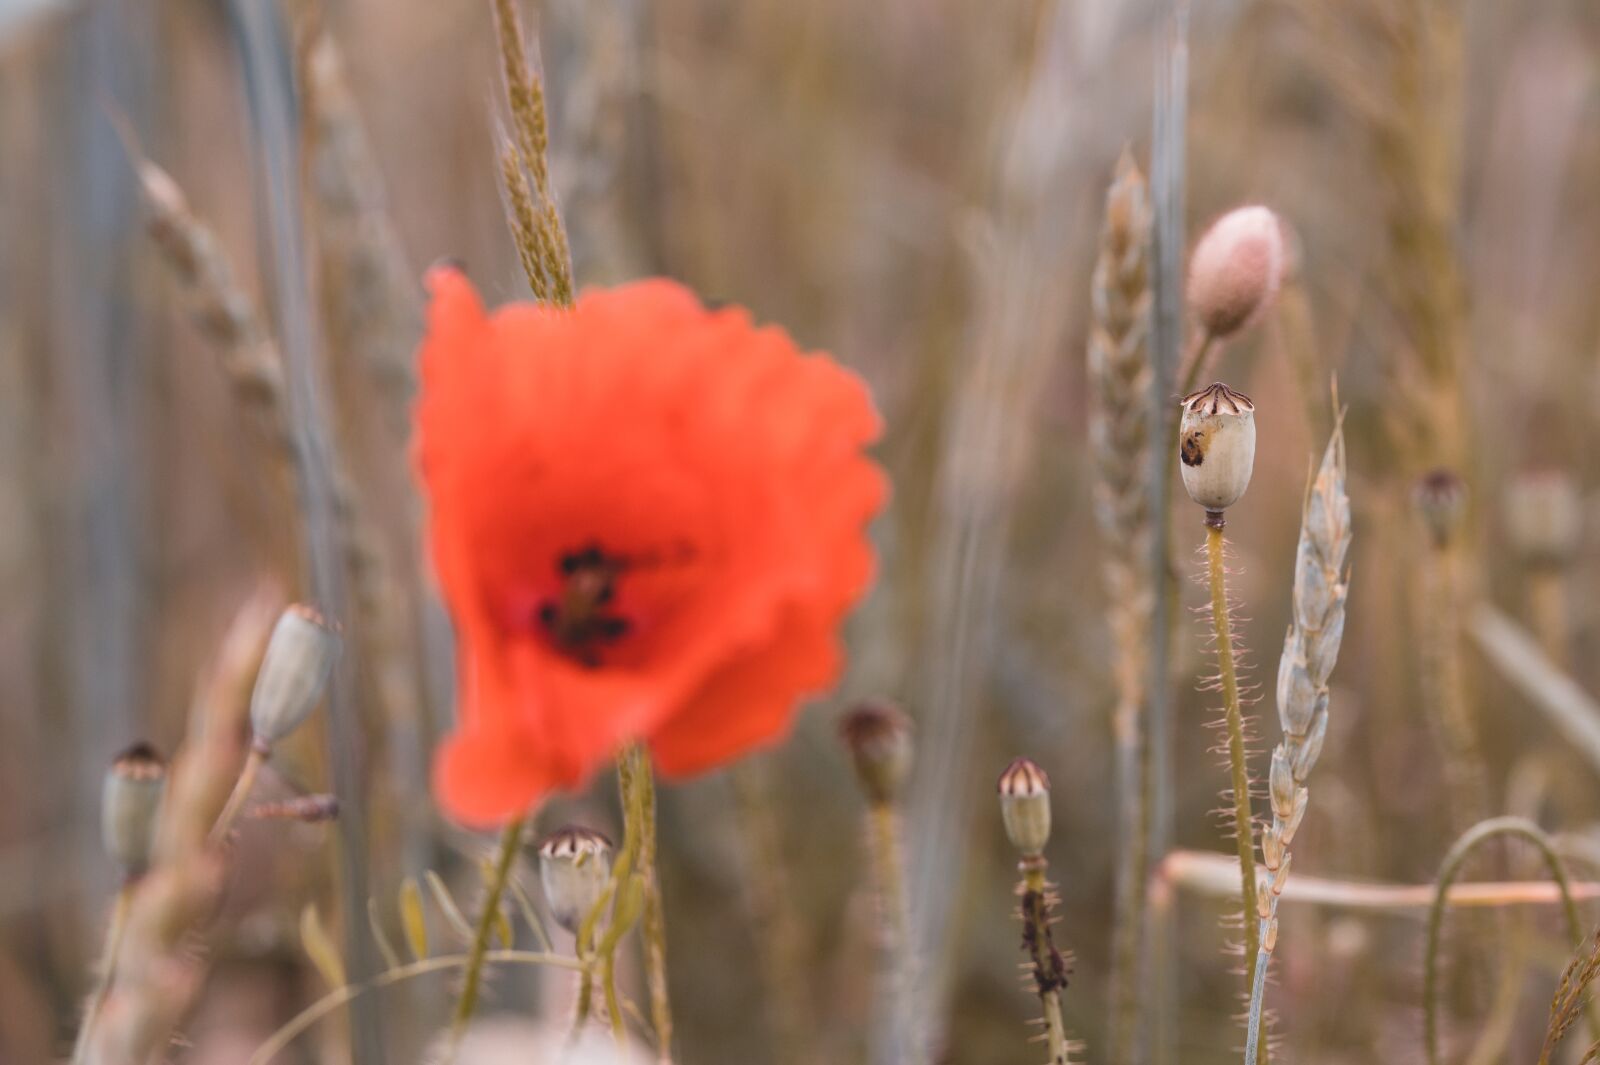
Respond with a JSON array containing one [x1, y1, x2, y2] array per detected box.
[[838, 699, 913, 805], [250, 604, 341, 746], [538, 826, 613, 934], [103, 742, 166, 878], [1505, 469, 1581, 568], [1179, 383, 1256, 514], [1187, 206, 1285, 340], [1413, 468, 1466, 547], [997, 757, 1052, 857]]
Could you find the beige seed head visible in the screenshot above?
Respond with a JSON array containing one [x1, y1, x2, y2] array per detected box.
[[538, 826, 613, 933], [838, 699, 914, 805], [250, 604, 342, 745], [1179, 383, 1256, 513], [1187, 205, 1285, 340], [997, 757, 1052, 856], [103, 742, 167, 878], [1505, 468, 1581, 568]]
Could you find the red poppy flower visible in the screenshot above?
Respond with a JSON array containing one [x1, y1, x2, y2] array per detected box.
[[415, 267, 887, 826]]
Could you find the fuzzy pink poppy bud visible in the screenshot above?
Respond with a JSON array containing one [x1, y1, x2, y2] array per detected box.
[[1187, 206, 1285, 340]]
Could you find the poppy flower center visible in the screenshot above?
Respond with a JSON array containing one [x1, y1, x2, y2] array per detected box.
[[537, 542, 632, 668]]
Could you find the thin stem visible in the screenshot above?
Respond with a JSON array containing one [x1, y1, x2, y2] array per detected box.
[[1021, 860, 1069, 1065], [251, 949, 581, 1065], [1528, 569, 1570, 667], [70, 884, 133, 1065], [731, 763, 815, 1065], [1177, 330, 1218, 401], [209, 743, 267, 846], [1160, 847, 1600, 910], [636, 753, 674, 1063], [1205, 522, 1261, 986], [1425, 817, 1596, 1065], [575, 746, 647, 1041], [449, 815, 528, 1045], [1244, 925, 1270, 1065], [869, 802, 909, 954]]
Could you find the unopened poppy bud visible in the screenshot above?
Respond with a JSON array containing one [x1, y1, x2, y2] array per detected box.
[[1505, 469, 1581, 568], [103, 742, 166, 878], [250, 605, 341, 746], [1187, 205, 1285, 340], [1413, 468, 1466, 547], [538, 826, 613, 934], [1179, 383, 1256, 515], [997, 757, 1052, 857], [838, 699, 913, 805]]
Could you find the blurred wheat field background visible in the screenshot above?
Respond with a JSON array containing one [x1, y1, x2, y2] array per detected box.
[[5, 0, 1600, 1063]]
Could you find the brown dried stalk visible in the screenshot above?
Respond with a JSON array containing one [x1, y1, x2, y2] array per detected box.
[[1087, 147, 1154, 1065], [1542, 926, 1600, 1065], [290, 0, 418, 435], [1247, 419, 1352, 1065], [84, 591, 279, 1065], [490, 0, 574, 305], [132, 138, 410, 848]]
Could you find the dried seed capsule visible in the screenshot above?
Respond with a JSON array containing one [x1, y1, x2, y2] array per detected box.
[[1187, 205, 1285, 340], [103, 742, 166, 878], [1413, 468, 1466, 547], [1505, 469, 1581, 568], [837, 699, 913, 805], [537, 826, 613, 934], [250, 605, 342, 745], [997, 757, 1052, 857], [1179, 383, 1256, 513]]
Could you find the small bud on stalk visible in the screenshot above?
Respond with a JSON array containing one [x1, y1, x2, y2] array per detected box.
[[1505, 469, 1581, 569], [250, 604, 342, 747], [103, 742, 166, 879], [538, 826, 613, 934], [1188, 206, 1285, 341], [838, 699, 913, 805], [1413, 468, 1466, 548], [997, 757, 1052, 857], [1179, 383, 1256, 521]]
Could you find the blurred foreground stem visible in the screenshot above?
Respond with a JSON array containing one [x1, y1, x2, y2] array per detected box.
[[69, 886, 133, 1065], [449, 815, 528, 1048], [635, 749, 674, 1063]]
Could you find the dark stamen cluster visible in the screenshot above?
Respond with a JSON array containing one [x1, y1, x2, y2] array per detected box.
[[538, 542, 632, 667]]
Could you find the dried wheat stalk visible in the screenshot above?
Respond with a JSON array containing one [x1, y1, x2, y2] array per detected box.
[[291, 0, 419, 436], [85, 592, 278, 1065], [490, 0, 575, 305], [1087, 148, 1154, 1065], [135, 145, 408, 815], [1245, 419, 1352, 1065]]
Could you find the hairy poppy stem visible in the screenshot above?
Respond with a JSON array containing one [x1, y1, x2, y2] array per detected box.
[[450, 814, 528, 1047], [1205, 522, 1263, 1060], [1019, 858, 1069, 1065]]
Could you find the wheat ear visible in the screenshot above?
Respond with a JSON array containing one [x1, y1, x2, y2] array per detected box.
[[1088, 147, 1154, 1065], [1244, 418, 1352, 1065]]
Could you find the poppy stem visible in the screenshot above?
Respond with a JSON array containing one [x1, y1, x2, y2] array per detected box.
[[209, 743, 267, 846], [1205, 521, 1264, 1063], [635, 752, 675, 1063], [1019, 858, 1070, 1065], [449, 814, 527, 1048]]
